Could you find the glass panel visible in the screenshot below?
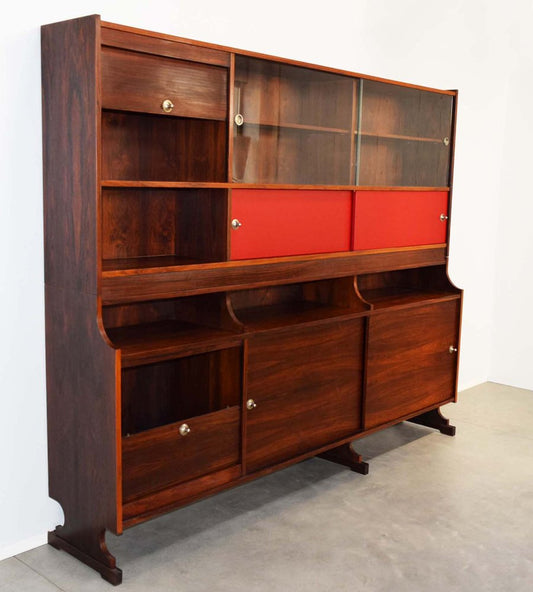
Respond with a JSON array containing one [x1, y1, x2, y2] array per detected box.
[[233, 56, 355, 185], [357, 80, 453, 187]]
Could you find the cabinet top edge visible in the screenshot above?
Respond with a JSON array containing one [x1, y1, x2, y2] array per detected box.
[[95, 18, 456, 96]]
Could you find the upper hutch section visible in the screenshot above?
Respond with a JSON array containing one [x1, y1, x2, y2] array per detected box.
[[99, 19, 455, 189]]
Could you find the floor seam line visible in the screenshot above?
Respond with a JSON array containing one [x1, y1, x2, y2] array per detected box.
[[15, 555, 67, 592]]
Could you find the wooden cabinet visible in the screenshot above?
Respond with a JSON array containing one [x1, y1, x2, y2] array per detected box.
[[42, 15, 461, 585]]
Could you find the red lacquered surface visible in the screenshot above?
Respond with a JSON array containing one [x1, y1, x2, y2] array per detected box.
[[353, 191, 448, 250], [231, 189, 352, 260]]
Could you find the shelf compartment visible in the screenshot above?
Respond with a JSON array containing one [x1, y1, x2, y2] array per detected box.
[[229, 278, 368, 332], [122, 405, 240, 502], [108, 320, 241, 367], [233, 55, 355, 184], [102, 110, 227, 182], [102, 188, 228, 271], [357, 265, 460, 310], [103, 293, 243, 366], [230, 189, 352, 260], [121, 345, 242, 436], [353, 190, 449, 250], [357, 79, 453, 187]]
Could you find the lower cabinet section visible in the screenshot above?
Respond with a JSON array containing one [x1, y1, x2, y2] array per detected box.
[[245, 320, 365, 472], [365, 300, 460, 428]]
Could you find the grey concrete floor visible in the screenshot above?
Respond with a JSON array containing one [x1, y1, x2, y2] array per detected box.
[[2, 382, 532, 591]]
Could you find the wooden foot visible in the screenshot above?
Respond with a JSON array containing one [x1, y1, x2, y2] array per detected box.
[[48, 528, 122, 585], [407, 408, 456, 436], [317, 443, 369, 474]]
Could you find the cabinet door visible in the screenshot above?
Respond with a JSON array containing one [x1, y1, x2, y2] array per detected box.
[[245, 320, 364, 473], [353, 190, 448, 250], [365, 300, 460, 429], [233, 56, 355, 184], [357, 80, 453, 187], [231, 189, 352, 259]]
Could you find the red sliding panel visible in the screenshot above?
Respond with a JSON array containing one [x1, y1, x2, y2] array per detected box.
[[353, 190, 449, 250], [230, 189, 352, 260]]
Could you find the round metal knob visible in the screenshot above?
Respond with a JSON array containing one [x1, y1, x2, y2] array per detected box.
[[449, 346, 458, 354], [231, 218, 242, 230], [234, 113, 244, 126], [161, 99, 174, 113], [440, 213, 449, 222], [178, 423, 191, 436], [246, 399, 257, 410], [443, 136, 450, 146]]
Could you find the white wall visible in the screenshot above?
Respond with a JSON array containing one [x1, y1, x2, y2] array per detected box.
[[0, 0, 529, 561]]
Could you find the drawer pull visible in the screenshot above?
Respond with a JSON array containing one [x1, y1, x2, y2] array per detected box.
[[448, 345, 458, 354], [231, 218, 242, 230], [440, 213, 448, 222], [443, 136, 450, 146], [161, 99, 174, 113], [178, 423, 191, 436], [246, 399, 257, 410]]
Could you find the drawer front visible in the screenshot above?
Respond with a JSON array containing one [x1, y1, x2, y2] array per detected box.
[[365, 300, 460, 429], [245, 320, 364, 472], [230, 189, 352, 260], [102, 48, 227, 121], [122, 406, 240, 501], [353, 190, 448, 250]]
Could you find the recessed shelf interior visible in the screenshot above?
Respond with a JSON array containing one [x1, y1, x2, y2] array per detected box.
[[121, 346, 242, 436], [229, 277, 368, 331], [357, 265, 460, 309], [101, 187, 228, 270], [102, 110, 227, 182]]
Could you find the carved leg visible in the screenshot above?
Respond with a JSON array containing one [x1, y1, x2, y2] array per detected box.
[[407, 408, 456, 436], [48, 526, 122, 585], [318, 443, 369, 474]]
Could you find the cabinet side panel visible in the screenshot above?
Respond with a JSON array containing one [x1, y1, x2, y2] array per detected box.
[[46, 286, 120, 535], [42, 15, 100, 293], [42, 15, 121, 539]]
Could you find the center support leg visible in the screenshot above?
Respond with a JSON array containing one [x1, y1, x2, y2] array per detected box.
[[317, 442, 369, 474], [407, 407, 456, 436]]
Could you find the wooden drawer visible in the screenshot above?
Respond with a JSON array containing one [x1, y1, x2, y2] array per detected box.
[[122, 406, 240, 501], [353, 190, 448, 250], [101, 47, 227, 121], [230, 189, 352, 260]]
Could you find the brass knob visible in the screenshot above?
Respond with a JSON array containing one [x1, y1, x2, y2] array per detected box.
[[234, 113, 244, 126], [449, 346, 458, 354], [246, 399, 257, 410], [178, 423, 191, 436], [231, 218, 242, 230], [443, 136, 450, 146], [161, 99, 174, 113], [440, 213, 448, 222]]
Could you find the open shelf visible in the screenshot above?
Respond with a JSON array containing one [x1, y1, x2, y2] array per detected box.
[[101, 188, 228, 271], [357, 265, 460, 311], [229, 278, 368, 332], [361, 287, 460, 310], [107, 320, 241, 367]]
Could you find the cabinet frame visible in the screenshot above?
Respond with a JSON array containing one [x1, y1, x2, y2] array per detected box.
[[42, 14, 462, 586]]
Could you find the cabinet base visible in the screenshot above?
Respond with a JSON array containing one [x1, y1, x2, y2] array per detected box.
[[48, 530, 122, 586], [317, 442, 369, 474], [407, 408, 456, 436]]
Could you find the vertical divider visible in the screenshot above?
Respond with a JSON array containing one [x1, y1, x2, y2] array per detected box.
[[355, 79, 364, 186], [349, 79, 358, 186]]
